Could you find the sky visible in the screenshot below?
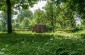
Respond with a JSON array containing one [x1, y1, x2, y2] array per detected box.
[[75, 17, 81, 26], [29, 0, 47, 13]]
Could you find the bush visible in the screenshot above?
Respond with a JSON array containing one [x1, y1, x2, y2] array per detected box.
[[73, 26, 83, 32]]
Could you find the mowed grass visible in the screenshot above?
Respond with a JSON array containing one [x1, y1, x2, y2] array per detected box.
[[0, 31, 85, 55]]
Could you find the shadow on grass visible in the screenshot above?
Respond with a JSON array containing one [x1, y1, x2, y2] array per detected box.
[[0, 33, 54, 44], [0, 33, 85, 55]]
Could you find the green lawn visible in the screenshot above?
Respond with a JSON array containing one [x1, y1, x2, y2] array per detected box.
[[0, 31, 85, 55]]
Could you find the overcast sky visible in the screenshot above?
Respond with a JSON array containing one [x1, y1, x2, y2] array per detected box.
[[29, 0, 47, 13]]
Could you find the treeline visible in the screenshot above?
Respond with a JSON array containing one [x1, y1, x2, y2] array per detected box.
[[0, 0, 85, 33]]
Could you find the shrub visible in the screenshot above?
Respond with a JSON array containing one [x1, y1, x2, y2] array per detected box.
[[73, 26, 83, 32]]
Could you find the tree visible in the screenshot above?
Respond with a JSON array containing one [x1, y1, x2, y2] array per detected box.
[[44, 0, 76, 30], [44, 0, 55, 32], [34, 9, 47, 24], [13, 10, 33, 30], [54, 0, 85, 21], [6, 0, 12, 33], [0, 0, 38, 33], [0, 11, 7, 31]]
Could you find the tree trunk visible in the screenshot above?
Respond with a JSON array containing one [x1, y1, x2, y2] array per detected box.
[[6, 0, 12, 33]]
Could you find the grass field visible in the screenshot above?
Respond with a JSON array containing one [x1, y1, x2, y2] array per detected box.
[[0, 31, 85, 55]]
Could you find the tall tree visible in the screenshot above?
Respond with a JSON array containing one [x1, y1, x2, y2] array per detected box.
[[45, 0, 76, 29], [45, 0, 55, 32], [0, 0, 38, 33]]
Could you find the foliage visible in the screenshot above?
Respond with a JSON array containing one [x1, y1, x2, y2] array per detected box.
[[0, 0, 84, 32], [0, 0, 38, 33], [0, 31, 85, 55], [12, 9, 33, 30], [0, 0, 38, 11], [54, 0, 85, 18], [44, 0, 55, 31], [34, 9, 48, 24], [44, 0, 76, 29], [0, 11, 7, 31], [73, 26, 83, 32]]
